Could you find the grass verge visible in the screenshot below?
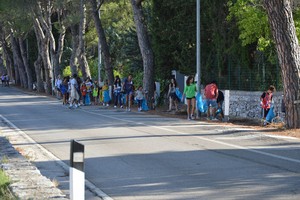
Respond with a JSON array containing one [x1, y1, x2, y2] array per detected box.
[[0, 169, 15, 200]]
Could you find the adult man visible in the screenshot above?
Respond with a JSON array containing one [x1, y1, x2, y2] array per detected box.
[[69, 74, 80, 109], [204, 80, 218, 120]]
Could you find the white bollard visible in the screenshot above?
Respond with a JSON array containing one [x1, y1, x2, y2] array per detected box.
[[224, 90, 230, 122], [70, 140, 85, 200]]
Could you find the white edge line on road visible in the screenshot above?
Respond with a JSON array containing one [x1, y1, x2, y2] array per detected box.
[[0, 114, 114, 200], [81, 109, 300, 165]]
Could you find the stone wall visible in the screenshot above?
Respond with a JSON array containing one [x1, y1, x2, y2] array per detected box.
[[225, 90, 284, 119]]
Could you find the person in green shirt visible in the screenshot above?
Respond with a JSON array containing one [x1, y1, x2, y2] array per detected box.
[[182, 76, 197, 120]]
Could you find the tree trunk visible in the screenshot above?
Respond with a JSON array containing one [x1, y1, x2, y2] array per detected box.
[[1, 38, 14, 82], [19, 38, 33, 90], [70, 25, 79, 76], [34, 53, 45, 93], [53, 24, 66, 78], [89, 0, 114, 86], [34, 18, 53, 94], [77, 0, 91, 80], [264, 0, 300, 128], [131, 0, 155, 105], [10, 34, 27, 88]]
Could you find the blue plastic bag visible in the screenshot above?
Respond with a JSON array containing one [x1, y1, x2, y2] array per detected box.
[[175, 88, 182, 102], [85, 94, 91, 105], [141, 99, 149, 111], [196, 93, 208, 113], [266, 106, 275, 123], [103, 90, 111, 103]]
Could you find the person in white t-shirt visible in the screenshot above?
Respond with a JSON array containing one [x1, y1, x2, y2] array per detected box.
[[69, 74, 80, 109]]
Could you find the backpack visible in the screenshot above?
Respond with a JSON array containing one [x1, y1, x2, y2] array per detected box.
[[205, 83, 217, 99]]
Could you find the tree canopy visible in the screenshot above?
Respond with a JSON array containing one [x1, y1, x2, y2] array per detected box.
[[0, 0, 299, 127]]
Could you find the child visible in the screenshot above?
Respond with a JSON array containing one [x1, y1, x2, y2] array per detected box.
[[102, 79, 110, 106], [135, 86, 144, 111], [85, 78, 92, 105], [260, 85, 276, 119], [216, 90, 224, 120], [92, 81, 99, 105], [60, 77, 69, 105], [80, 82, 87, 106]]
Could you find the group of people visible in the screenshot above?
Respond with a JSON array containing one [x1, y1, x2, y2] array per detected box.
[[55, 73, 146, 112], [1, 74, 10, 87], [54, 74, 112, 109], [167, 76, 224, 121], [168, 75, 277, 122]]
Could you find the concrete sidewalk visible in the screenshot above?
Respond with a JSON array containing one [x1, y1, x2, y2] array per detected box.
[[0, 117, 102, 200]]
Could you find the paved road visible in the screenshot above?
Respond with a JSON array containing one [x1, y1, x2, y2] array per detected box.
[[1, 86, 300, 200]]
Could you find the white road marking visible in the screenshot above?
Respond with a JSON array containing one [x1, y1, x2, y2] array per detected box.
[[0, 114, 114, 200], [81, 109, 300, 165]]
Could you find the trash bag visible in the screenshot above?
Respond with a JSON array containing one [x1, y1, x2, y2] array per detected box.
[[85, 94, 91, 105], [266, 106, 275, 123], [175, 88, 183, 102], [141, 99, 149, 111], [196, 93, 208, 113], [103, 90, 111, 103]]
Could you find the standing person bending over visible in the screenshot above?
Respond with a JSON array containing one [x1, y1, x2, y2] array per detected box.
[[204, 81, 218, 120], [123, 74, 134, 112], [260, 85, 276, 119], [182, 76, 197, 120], [167, 77, 179, 111]]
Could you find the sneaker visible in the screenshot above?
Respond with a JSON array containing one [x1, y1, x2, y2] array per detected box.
[[211, 118, 218, 121], [120, 105, 123, 108], [191, 115, 195, 120], [128, 108, 131, 112], [106, 104, 109, 106], [187, 116, 191, 120], [114, 105, 117, 108]]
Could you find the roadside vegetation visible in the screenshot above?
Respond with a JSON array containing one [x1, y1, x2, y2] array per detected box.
[[0, 169, 15, 200]]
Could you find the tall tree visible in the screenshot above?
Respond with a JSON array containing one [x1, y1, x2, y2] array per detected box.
[[77, 0, 91, 79], [19, 37, 33, 90], [32, 1, 55, 94], [89, 0, 114, 86], [131, 0, 154, 103], [263, 0, 300, 128]]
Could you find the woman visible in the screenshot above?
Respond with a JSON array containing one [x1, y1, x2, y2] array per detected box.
[[167, 77, 179, 111], [114, 76, 123, 108], [182, 76, 197, 120]]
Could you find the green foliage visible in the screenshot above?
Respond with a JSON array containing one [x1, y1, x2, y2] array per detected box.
[[152, 0, 196, 80], [0, 170, 15, 199], [63, 66, 82, 78], [227, 0, 271, 49]]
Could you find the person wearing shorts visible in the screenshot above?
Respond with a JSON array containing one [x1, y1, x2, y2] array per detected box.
[[123, 74, 134, 111], [204, 81, 218, 120], [182, 76, 197, 120]]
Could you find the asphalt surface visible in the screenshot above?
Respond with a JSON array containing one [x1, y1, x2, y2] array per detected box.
[[0, 86, 300, 200]]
